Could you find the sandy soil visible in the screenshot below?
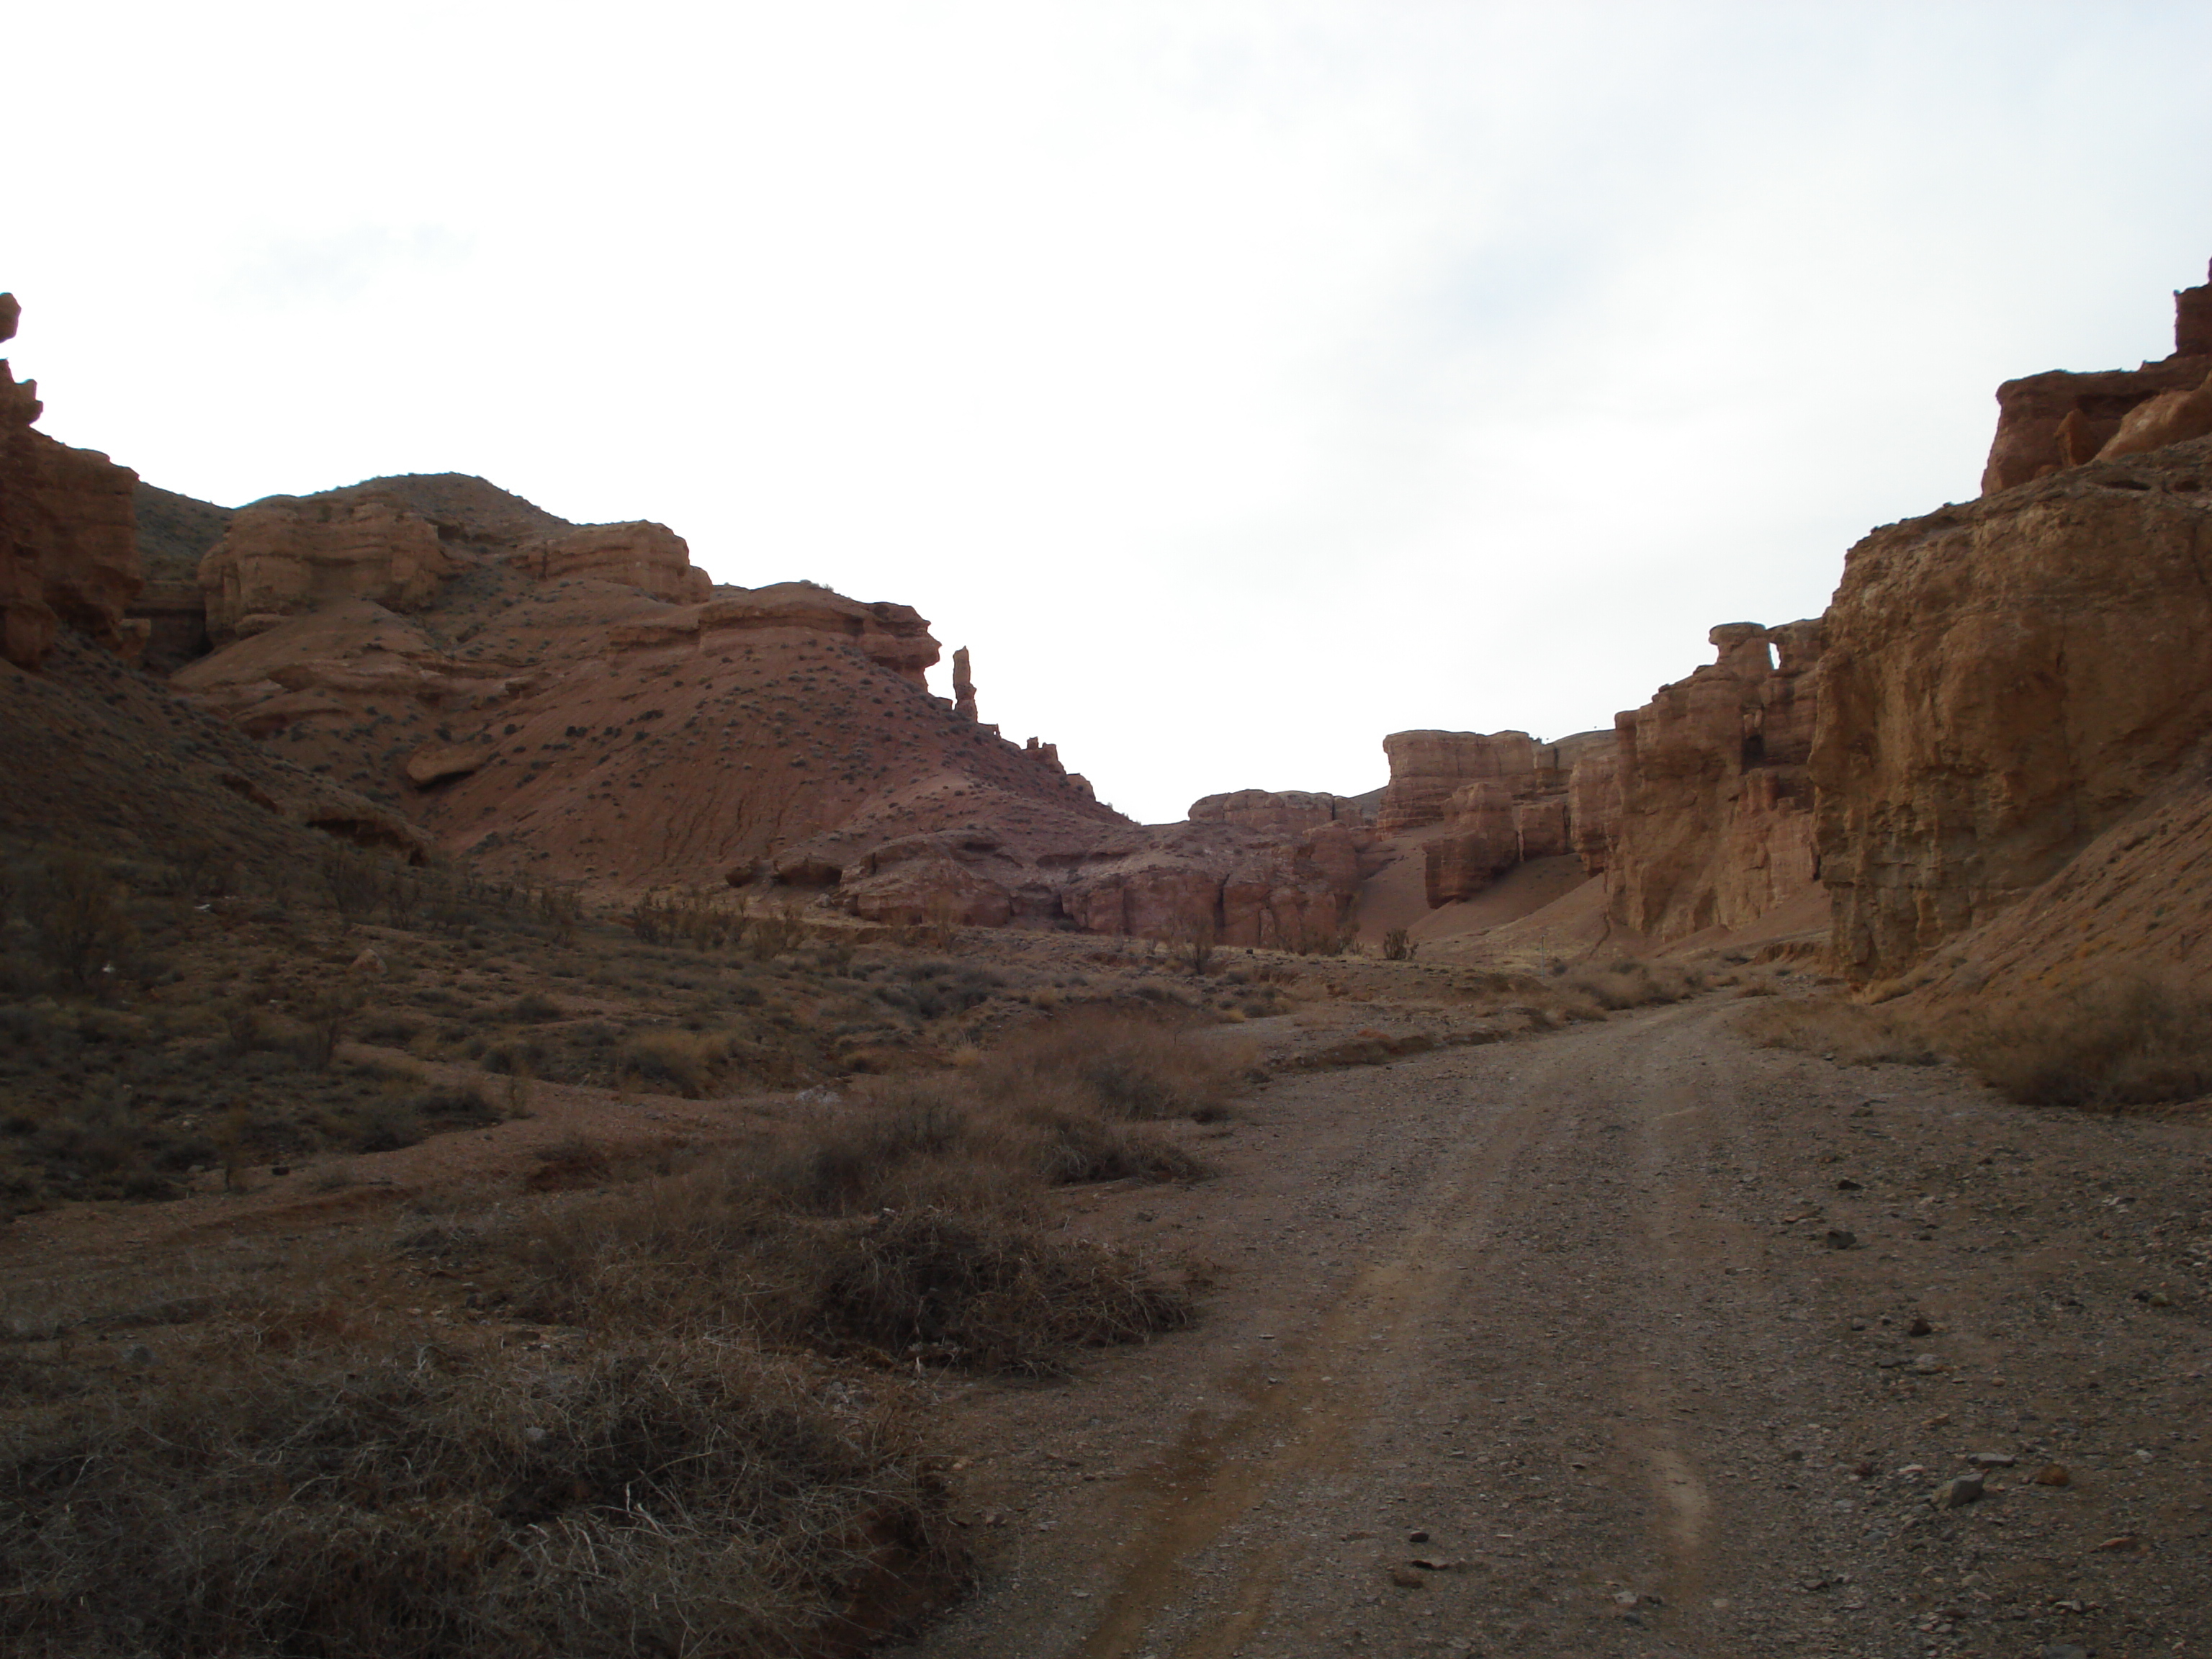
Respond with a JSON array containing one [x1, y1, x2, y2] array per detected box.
[[889, 994, 2212, 1659]]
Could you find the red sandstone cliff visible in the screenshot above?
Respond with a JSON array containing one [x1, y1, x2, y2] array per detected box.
[[0, 295, 143, 670], [1980, 263, 2212, 494], [1596, 619, 1822, 940], [1812, 436, 2212, 981]]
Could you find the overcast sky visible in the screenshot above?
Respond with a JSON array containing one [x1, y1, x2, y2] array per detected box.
[[10, 2, 2212, 822]]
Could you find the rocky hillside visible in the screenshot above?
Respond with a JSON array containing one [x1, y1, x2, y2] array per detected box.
[[2, 290, 1369, 942]]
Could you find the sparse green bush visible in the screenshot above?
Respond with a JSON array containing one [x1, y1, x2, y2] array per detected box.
[[1382, 927, 1416, 961]]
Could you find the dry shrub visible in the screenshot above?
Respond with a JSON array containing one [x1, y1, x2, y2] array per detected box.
[[507, 1146, 1195, 1374], [501, 1065, 1206, 1372], [972, 1009, 1245, 1123], [0, 1336, 963, 1658], [618, 1028, 729, 1097], [1560, 958, 1704, 1011], [1734, 997, 1938, 1066], [26, 854, 135, 992], [1943, 976, 2212, 1108]]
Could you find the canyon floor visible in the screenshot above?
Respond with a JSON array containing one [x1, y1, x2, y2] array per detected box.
[[6, 972, 2208, 1659], [893, 995, 2212, 1659]]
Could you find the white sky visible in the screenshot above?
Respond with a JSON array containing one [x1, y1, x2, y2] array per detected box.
[[9, 1, 2211, 822]]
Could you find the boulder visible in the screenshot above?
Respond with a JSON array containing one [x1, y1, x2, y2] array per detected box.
[[1, 295, 144, 670], [2096, 367, 2212, 461], [405, 742, 493, 788]]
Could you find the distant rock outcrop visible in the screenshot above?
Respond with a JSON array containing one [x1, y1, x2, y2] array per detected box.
[[1373, 729, 1607, 908], [953, 647, 979, 721], [1596, 619, 1822, 940], [200, 496, 461, 642], [1187, 789, 1370, 837], [503, 521, 711, 605], [1814, 436, 2212, 980], [0, 295, 144, 670], [1057, 819, 1366, 947], [1980, 262, 2211, 493]]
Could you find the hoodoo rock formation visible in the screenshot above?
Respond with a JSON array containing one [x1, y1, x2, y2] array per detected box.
[[1597, 619, 1823, 940], [952, 647, 979, 721], [0, 295, 144, 671], [1980, 262, 2212, 493], [1812, 436, 2212, 980]]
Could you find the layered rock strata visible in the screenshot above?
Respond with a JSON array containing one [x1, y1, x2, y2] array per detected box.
[[503, 521, 711, 605], [1187, 789, 1371, 837], [1980, 262, 2212, 493], [1596, 620, 1822, 940], [0, 295, 144, 670], [1812, 437, 2212, 979], [1380, 730, 1608, 907]]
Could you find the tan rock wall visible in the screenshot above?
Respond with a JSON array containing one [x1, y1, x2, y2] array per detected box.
[[1376, 730, 1534, 833], [199, 498, 457, 642], [1187, 788, 1370, 837], [1812, 440, 2212, 979], [1600, 619, 1823, 940], [508, 521, 711, 604]]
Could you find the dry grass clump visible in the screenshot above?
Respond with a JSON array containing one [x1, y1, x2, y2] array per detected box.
[[1733, 997, 1940, 1066], [504, 1076, 1204, 1373], [0, 1336, 962, 1658], [1560, 958, 1705, 1011], [1942, 976, 2212, 1109], [968, 1007, 1248, 1123]]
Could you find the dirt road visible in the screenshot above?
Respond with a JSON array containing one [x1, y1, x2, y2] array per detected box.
[[896, 996, 2212, 1658]]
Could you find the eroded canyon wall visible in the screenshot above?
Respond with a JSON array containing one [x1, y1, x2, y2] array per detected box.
[[1981, 262, 2212, 494], [0, 295, 143, 670], [1599, 619, 1823, 940], [1812, 436, 2212, 981]]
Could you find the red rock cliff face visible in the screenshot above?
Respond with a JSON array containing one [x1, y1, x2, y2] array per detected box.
[[1596, 621, 1824, 940], [1812, 437, 2212, 980], [1376, 730, 1535, 833], [1981, 264, 2212, 494], [0, 295, 143, 670], [1420, 733, 1609, 907]]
